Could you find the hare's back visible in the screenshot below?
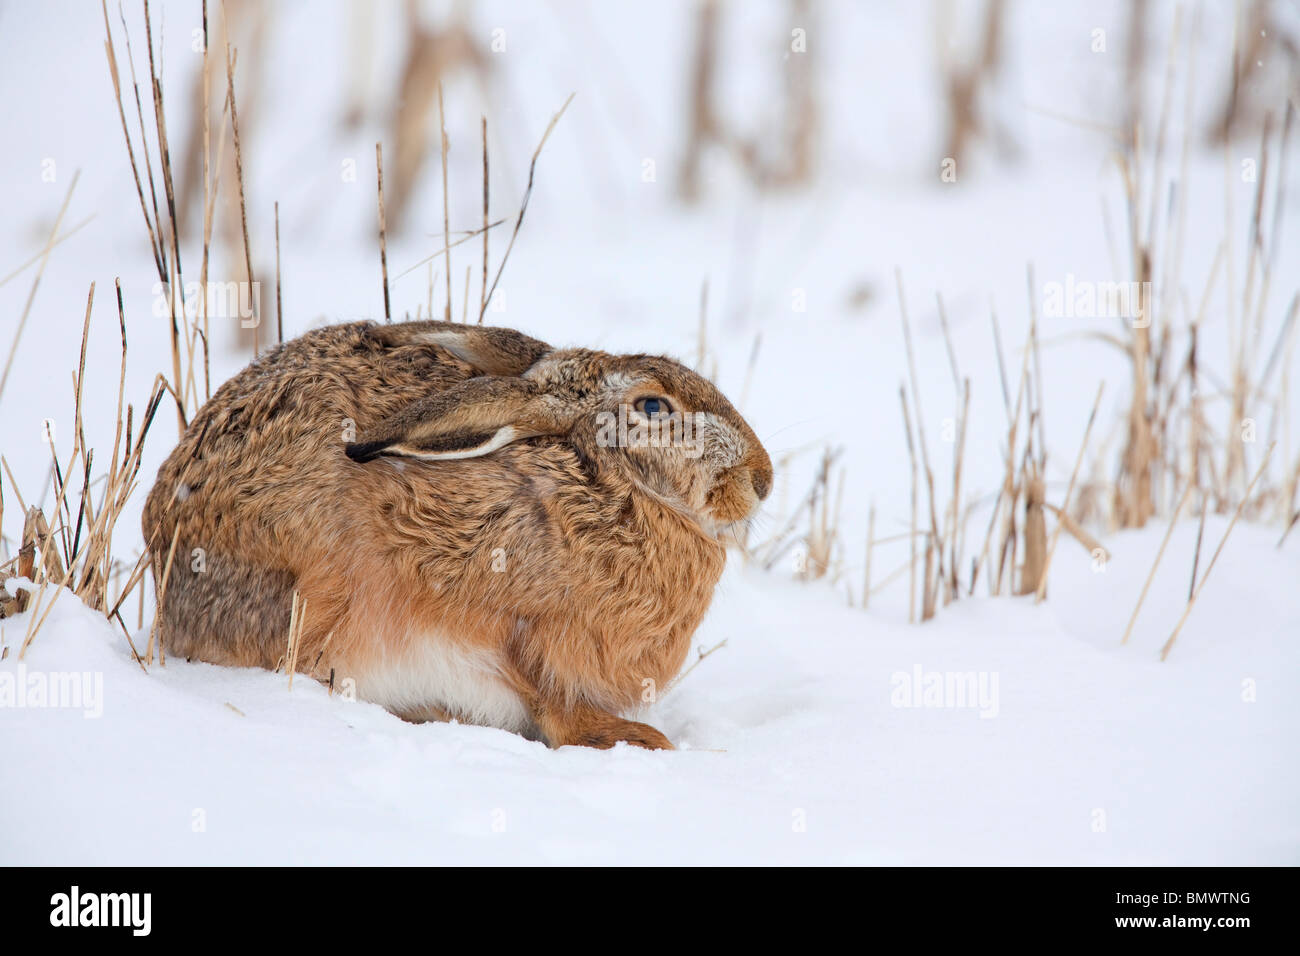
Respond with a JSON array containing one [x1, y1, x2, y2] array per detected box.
[[229, 321, 478, 429], [144, 322, 478, 558]]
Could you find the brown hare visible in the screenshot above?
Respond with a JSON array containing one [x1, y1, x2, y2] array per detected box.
[[142, 320, 772, 749]]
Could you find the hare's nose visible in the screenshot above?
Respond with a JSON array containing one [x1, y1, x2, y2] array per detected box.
[[750, 462, 773, 501]]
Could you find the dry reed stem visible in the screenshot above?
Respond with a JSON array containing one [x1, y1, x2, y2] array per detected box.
[[480, 115, 489, 322], [144, 1, 182, 285], [23, 508, 63, 584], [800, 450, 842, 580], [949, 378, 970, 600], [899, 386, 918, 624], [13, 515, 37, 613], [1161, 444, 1275, 660], [19, 528, 87, 660], [1016, 462, 1046, 596], [199, 0, 212, 397], [376, 142, 391, 322], [458, 264, 469, 322], [110, 606, 148, 674], [1279, 505, 1300, 548], [285, 592, 307, 689], [131, 3, 165, 267], [936, 293, 961, 386], [393, 219, 504, 282], [990, 305, 1012, 417], [1, 459, 26, 515], [0, 216, 96, 290], [46, 283, 97, 574], [197, 74, 233, 405], [664, 638, 727, 696], [869, 552, 924, 598], [969, 310, 1016, 595], [0, 172, 80, 403], [195, 34, 238, 402], [738, 333, 762, 412], [18, 479, 137, 659], [757, 447, 843, 571], [921, 530, 937, 619], [1026, 265, 1047, 467], [147, 523, 182, 665], [108, 281, 128, 486], [1035, 382, 1105, 601], [141, 2, 190, 429], [862, 502, 875, 610], [108, 550, 153, 622], [101, 0, 164, 278], [696, 281, 709, 369], [1189, 498, 1207, 600], [438, 82, 452, 322], [1122, 476, 1197, 645], [223, 22, 257, 356], [895, 270, 943, 616], [989, 323, 1033, 595], [311, 628, 336, 676], [479, 93, 574, 321], [1042, 503, 1109, 559], [274, 200, 283, 344]]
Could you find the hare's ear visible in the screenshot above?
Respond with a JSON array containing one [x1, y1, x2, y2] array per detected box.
[[367, 321, 551, 376], [345, 377, 568, 463]]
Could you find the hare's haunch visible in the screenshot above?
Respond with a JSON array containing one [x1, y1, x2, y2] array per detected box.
[[143, 320, 772, 749]]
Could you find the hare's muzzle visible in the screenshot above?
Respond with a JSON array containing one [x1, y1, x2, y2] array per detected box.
[[708, 448, 774, 524], [749, 457, 774, 502]]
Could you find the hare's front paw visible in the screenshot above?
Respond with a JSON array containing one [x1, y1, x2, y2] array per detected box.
[[583, 719, 674, 751], [542, 707, 675, 751]]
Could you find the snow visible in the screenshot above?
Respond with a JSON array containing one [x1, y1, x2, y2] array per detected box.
[[2, 1, 1298, 864], [3, 518, 1296, 865]]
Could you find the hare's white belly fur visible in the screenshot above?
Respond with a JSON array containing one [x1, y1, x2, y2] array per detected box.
[[353, 637, 532, 734]]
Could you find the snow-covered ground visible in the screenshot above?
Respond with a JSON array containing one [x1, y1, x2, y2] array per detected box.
[[1, 1, 1298, 864], [4, 519, 1297, 865]]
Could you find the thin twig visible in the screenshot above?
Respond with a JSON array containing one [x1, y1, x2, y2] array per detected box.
[[376, 142, 391, 322], [899, 385, 918, 624], [479, 93, 575, 320], [393, 219, 505, 282], [1161, 444, 1275, 660], [480, 115, 489, 323], [224, 25, 257, 355], [1121, 476, 1196, 645], [438, 82, 452, 322], [663, 639, 728, 696], [1036, 382, 1105, 601], [274, 200, 283, 344], [1, 172, 80, 403]]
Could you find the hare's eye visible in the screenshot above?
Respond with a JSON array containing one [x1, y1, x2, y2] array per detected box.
[[635, 397, 672, 417]]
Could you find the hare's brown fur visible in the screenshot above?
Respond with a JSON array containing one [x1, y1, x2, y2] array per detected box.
[[143, 320, 770, 749]]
